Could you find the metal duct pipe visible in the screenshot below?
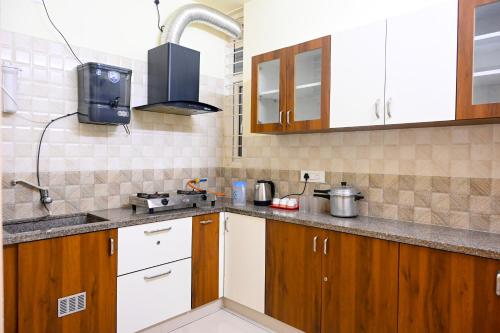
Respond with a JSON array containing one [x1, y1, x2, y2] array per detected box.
[[160, 4, 242, 44]]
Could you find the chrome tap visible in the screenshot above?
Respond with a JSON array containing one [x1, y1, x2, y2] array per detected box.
[[11, 179, 53, 204]]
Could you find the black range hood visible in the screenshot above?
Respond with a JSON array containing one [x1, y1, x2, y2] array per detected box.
[[135, 43, 222, 115]]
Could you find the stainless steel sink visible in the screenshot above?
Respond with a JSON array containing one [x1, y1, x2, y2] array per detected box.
[[3, 213, 108, 234]]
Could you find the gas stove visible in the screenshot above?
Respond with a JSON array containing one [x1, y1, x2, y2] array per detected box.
[[130, 190, 216, 214]]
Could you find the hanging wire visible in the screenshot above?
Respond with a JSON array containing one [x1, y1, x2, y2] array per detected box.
[[154, 0, 165, 32], [41, 0, 83, 65]]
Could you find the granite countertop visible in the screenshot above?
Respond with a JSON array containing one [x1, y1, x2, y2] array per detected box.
[[3, 200, 500, 260]]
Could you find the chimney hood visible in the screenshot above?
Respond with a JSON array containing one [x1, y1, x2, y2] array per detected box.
[[135, 4, 242, 116], [135, 42, 221, 115]]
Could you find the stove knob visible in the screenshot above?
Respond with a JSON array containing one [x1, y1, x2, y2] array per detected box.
[[161, 198, 169, 206], [201, 194, 207, 201]]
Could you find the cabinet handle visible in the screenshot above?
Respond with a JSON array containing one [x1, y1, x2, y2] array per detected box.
[[144, 269, 172, 281], [375, 99, 381, 119], [109, 238, 115, 256], [200, 219, 213, 225], [386, 98, 392, 118], [323, 237, 329, 256], [313, 236, 318, 253], [286, 110, 291, 125], [224, 216, 229, 232], [279, 111, 283, 126], [144, 227, 172, 235], [496, 271, 500, 296]]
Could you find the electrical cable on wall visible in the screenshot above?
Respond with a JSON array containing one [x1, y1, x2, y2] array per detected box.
[[155, 0, 165, 32], [41, 0, 83, 65]]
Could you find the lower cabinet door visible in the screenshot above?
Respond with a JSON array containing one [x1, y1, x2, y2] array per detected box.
[[224, 213, 266, 313], [265, 220, 324, 333], [18, 230, 117, 333], [192, 213, 220, 309], [321, 231, 399, 333], [117, 259, 192, 333], [398, 244, 500, 333]]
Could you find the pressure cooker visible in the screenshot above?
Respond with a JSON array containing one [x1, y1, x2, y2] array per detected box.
[[313, 182, 364, 217]]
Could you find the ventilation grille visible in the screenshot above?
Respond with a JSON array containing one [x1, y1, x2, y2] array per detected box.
[[58, 292, 86, 318]]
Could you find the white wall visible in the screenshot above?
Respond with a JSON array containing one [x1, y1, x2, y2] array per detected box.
[[242, 0, 452, 133], [0, 0, 228, 79]]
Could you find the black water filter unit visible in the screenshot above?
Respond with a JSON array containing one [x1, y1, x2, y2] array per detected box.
[[77, 62, 132, 125]]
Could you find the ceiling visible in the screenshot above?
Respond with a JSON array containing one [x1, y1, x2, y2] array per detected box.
[[198, 0, 246, 13]]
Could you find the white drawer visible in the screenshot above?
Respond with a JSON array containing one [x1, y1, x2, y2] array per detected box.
[[117, 258, 192, 333], [118, 218, 192, 275]]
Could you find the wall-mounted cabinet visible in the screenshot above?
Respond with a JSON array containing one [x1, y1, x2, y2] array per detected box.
[[331, 0, 458, 128], [251, 36, 330, 133], [457, 0, 500, 119]]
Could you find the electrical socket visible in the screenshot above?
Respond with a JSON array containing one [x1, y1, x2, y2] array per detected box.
[[300, 170, 325, 183]]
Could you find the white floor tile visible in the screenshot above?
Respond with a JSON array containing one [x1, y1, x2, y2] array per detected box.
[[170, 310, 271, 333]]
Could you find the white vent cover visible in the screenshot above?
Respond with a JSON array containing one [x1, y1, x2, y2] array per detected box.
[[58, 292, 86, 318]]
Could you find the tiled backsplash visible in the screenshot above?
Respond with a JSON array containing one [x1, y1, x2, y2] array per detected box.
[[2, 30, 500, 235], [221, 168, 500, 234], [1, 30, 225, 175], [3, 168, 224, 220]]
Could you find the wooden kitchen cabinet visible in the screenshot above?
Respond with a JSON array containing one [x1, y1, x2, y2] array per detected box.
[[191, 213, 220, 309], [398, 244, 500, 333], [457, 0, 500, 120], [265, 220, 324, 333], [4, 245, 18, 333], [251, 36, 330, 133], [17, 230, 117, 333], [321, 231, 399, 333], [265, 220, 399, 333]]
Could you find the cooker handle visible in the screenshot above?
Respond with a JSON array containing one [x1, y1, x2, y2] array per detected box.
[[354, 194, 364, 201], [314, 189, 330, 194], [313, 193, 331, 200]]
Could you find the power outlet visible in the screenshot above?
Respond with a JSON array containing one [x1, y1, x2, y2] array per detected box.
[[300, 170, 325, 183]]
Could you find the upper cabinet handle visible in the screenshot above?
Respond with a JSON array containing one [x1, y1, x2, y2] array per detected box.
[[144, 227, 172, 235], [375, 99, 381, 119], [200, 220, 213, 225], [286, 110, 291, 125], [386, 98, 392, 118], [496, 271, 500, 296], [279, 111, 283, 126]]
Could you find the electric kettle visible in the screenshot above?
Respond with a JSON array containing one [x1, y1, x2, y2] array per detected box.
[[254, 180, 275, 206]]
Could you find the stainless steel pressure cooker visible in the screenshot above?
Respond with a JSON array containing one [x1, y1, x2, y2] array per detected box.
[[313, 182, 364, 217]]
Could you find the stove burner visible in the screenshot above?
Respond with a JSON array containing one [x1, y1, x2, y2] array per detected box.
[[177, 190, 207, 195], [136, 192, 170, 199]]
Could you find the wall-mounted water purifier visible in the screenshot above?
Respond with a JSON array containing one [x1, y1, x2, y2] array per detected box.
[[77, 62, 132, 125]]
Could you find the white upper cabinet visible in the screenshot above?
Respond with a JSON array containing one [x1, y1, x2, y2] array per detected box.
[[330, 21, 387, 128], [385, 0, 458, 124]]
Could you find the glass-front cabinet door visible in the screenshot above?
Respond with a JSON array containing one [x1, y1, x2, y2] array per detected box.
[[287, 36, 330, 131], [457, 0, 500, 119], [251, 49, 287, 133]]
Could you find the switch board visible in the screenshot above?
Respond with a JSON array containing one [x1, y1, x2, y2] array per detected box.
[[300, 170, 325, 183]]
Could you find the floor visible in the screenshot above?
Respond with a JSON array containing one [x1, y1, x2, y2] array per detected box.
[[170, 310, 273, 333]]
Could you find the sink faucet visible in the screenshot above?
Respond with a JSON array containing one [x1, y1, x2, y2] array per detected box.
[[11, 179, 53, 205]]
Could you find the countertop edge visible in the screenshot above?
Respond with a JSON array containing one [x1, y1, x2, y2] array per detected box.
[[3, 204, 500, 260]]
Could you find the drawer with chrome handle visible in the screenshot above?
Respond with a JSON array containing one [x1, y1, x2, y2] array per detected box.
[[118, 217, 192, 276], [117, 259, 191, 333]]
